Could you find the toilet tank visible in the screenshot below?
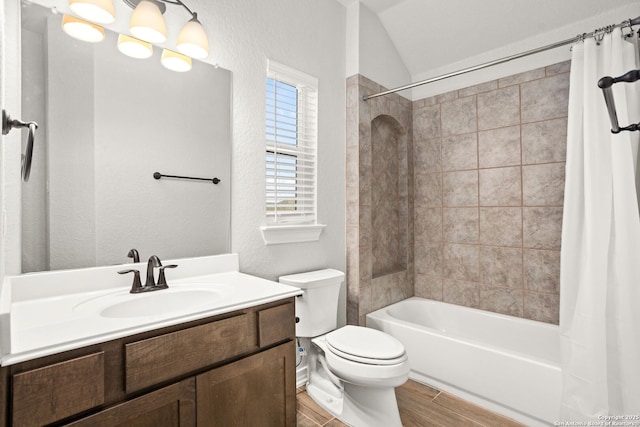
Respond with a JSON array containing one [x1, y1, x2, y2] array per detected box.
[[279, 269, 345, 338]]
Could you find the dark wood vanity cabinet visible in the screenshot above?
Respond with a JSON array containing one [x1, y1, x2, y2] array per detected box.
[[0, 298, 296, 427]]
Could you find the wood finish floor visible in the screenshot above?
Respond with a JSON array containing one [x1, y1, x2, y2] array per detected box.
[[296, 380, 525, 427]]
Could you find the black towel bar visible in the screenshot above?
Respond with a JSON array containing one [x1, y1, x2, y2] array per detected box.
[[153, 172, 220, 184]]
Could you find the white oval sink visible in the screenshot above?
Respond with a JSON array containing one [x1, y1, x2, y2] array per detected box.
[[73, 285, 231, 319], [101, 289, 218, 318]]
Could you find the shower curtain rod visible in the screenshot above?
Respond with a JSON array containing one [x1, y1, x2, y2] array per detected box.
[[362, 16, 640, 101]]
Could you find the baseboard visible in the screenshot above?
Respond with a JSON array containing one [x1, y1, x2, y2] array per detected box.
[[296, 365, 308, 388]]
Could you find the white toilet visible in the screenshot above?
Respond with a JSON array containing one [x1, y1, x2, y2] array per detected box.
[[279, 269, 409, 427]]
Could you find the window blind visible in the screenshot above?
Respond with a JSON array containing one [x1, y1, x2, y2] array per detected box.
[[266, 61, 318, 225]]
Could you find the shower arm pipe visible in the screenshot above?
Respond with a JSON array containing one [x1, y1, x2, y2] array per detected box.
[[362, 16, 640, 101]]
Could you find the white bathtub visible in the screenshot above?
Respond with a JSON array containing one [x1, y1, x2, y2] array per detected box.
[[366, 297, 561, 426]]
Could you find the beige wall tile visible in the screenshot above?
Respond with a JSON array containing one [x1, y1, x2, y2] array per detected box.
[[415, 241, 443, 276], [458, 80, 498, 98], [479, 286, 524, 317], [415, 274, 443, 300], [521, 118, 567, 164], [480, 246, 523, 288], [479, 207, 522, 246], [435, 90, 458, 104], [523, 163, 565, 206], [477, 86, 520, 130], [524, 292, 559, 324], [413, 104, 441, 140], [415, 96, 438, 108], [443, 207, 479, 244], [346, 185, 359, 227], [524, 249, 560, 293], [443, 170, 478, 206], [498, 67, 545, 87], [444, 243, 479, 282], [523, 207, 563, 249], [359, 244, 372, 282], [521, 73, 570, 123], [415, 207, 442, 241], [479, 166, 522, 206], [359, 285, 372, 320], [346, 146, 359, 185], [414, 138, 441, 173], [357, 62, 569, 323], [478, 125, 521, 168], [359, 205, 372, 247], [415, 173, 443, 207], [442, 133, 478, 171], [545, 60, 571, 76], [441, 96, 477, 136], [443, 279, 480, 308]]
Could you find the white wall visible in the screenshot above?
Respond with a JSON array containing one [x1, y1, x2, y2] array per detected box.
[[197, 0, 347, 282], [346, 2, 412, 98], [410, 3, 640, 100]]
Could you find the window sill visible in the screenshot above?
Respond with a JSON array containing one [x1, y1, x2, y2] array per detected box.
[[260, 224, 326, 245]]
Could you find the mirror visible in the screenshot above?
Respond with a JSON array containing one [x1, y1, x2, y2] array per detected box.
[[20, 2, 232, 273]]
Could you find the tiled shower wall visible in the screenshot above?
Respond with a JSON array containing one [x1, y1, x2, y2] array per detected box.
[[412, 61, 570, 324], [346, 75, 414, 326]]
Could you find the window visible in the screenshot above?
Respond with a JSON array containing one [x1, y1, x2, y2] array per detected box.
[[262, 61, 323, 245], [265, 61, 318, 225]]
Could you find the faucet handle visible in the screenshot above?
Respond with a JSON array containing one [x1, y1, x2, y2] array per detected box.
[[156, 264, 178, 289], [119, 269, 143, 293]]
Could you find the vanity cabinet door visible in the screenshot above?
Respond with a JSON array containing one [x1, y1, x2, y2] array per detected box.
[[196, 341, 296, 427], [12, 352, 105, 427], [63, 378, 196, 427]]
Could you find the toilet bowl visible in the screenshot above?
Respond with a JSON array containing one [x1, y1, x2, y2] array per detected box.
[[279, 270, 409, 427]]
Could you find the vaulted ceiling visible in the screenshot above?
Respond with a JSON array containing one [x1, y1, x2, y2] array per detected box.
[[339, 0, 640, 78]]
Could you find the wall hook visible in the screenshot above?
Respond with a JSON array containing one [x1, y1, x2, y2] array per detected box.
[[2, 109, 38, 182]]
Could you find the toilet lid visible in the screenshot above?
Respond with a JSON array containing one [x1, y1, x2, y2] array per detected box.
[[326, 326, 406, 364]]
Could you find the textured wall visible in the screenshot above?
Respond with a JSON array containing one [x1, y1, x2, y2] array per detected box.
[[412, 61, 570, 324], [207, 0, 347, 285]]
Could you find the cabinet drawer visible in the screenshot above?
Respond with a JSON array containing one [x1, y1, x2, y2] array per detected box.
[[126, 313, 251, 393], [258, 303, 295, 347], [12, 352, 105, 427]]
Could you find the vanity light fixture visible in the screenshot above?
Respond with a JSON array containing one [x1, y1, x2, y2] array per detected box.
[[61, 14, 105, 42], [117, 34, 153, 58], [161, 49, 192, 72], [128, 0, 167, 43], [176, 15, 208, 59], [68, 0, 115, 24], [61, 0, 208, 71], [125, 0, 209, 58]]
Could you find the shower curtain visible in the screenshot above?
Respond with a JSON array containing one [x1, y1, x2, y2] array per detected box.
[[560, 27, 640, 419]]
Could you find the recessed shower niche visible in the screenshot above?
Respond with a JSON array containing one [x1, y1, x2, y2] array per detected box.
[[371, 115, 408, 277]]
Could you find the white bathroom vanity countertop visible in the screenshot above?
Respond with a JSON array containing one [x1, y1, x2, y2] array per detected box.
[[0, 254, 302, 366]]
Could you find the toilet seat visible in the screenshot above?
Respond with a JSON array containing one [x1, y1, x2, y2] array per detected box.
[[326, 326, 407, 365]]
